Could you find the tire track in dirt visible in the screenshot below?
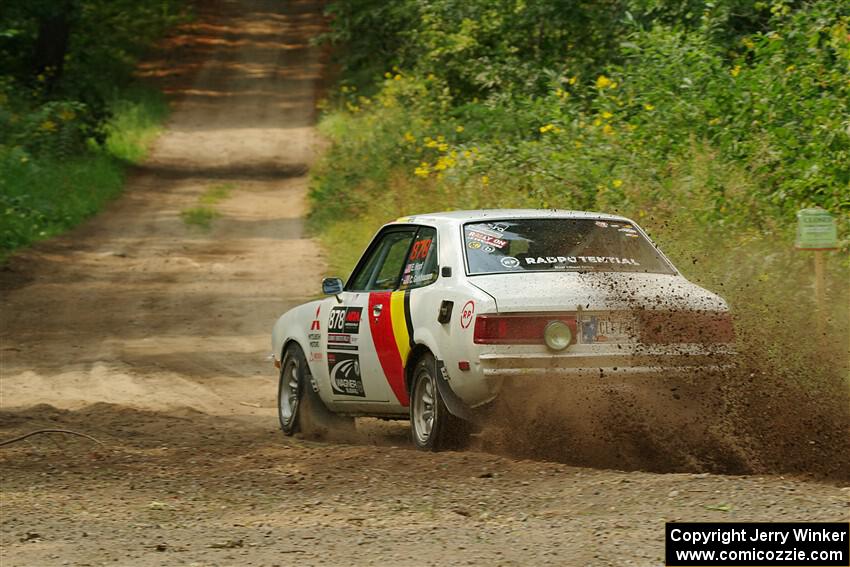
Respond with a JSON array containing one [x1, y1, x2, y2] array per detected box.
[[1, 2, 847, 566]]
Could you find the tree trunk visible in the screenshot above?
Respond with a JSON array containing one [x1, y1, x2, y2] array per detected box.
[[32, 1, 74, 92]]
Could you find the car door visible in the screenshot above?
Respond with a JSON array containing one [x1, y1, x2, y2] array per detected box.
[[366, 226, 439, 408], [325, 226, 418, 405]]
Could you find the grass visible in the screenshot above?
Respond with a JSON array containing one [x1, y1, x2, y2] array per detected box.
[[199, 183, 235, 205], [0, 85, 171, 260], [180, 206, 220, 229], [179, 183, 237, 229], [104, 87, 170, 163]]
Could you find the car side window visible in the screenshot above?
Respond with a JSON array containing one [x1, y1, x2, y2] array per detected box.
[[400, 227, 438, 289], [348, 229, 417, 291]]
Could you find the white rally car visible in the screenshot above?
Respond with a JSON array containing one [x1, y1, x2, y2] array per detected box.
[[272, 210, 734, 450]]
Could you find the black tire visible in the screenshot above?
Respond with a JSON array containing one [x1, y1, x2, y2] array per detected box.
[[409, 353, 470, 451], [277, 344, 354, 440], [277, 344, 305, 436]]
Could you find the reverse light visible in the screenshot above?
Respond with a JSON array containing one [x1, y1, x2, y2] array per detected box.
[[473, 315, 577, 346], [544, 320, 573, 351]]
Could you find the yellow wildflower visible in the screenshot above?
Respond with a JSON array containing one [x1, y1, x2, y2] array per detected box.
[[601, 111, 613, 120], [708, 117, 722, 126], [455, 125, 464, 133], [568, 76, 578, 85], [742, 37, 755, 50], [437, 143, 449, 152], [593, 118, 602, 127], [40, 120, 57, 132], [730, 65, 741, 77], [481, 175, 489, 185], [384, 72, 392, 79], [602, 124, 614, 135], [414, 163, 430, 178], [595, 75, 612, 89], [785, 65, 795, 73], [404, 132, 416, 143], [612, 179, 623, 188], [463, 150, 472, 159], [644, 103, 655, 111], [574, 141, 583, 149], [58, 108, 75, 121], [437, 135, 445, 142], [393, 74, 402, 81]]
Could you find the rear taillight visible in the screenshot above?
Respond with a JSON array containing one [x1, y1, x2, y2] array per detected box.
[[638, 311, 735, 344], [473, 315, 577, 345]]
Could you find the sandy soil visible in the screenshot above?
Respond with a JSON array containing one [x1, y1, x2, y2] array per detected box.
[[1, 1, 847, 566]]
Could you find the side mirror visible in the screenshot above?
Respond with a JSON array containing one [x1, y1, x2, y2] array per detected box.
[[322, 277, 344, 296]]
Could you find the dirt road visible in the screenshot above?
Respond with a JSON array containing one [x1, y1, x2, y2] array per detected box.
[[1, 1, 847, 566]]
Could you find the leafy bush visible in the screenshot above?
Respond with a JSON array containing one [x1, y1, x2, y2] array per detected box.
[[0, 0, 187, 257], [311, 0, 850, 397]]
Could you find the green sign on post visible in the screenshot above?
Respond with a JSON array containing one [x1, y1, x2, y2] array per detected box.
[[795, 208, 838, 250]]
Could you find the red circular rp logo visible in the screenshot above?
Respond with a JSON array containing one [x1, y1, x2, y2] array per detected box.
[[460, 300, 475, 329]]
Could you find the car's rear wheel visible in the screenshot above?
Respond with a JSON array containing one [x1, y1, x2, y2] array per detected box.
[[278, 344, 354, 439], [410, 353, 470, 451]]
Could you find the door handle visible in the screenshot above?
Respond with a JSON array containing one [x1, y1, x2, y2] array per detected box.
[[372, 304, 383, 318]]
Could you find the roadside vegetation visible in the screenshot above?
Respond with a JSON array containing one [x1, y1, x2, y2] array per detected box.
[[180, 183, 235, 229], [0, 0, 187, 260], [312, 1, 849, 398]]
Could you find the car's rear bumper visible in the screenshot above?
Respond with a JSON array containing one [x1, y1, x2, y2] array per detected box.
[[480, 354, 734, 378], [478, 348, 735, 379]]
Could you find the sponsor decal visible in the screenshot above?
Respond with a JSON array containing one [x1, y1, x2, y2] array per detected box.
[[482, 245, 495, 253], [327, 352, 365, 397], [369, 290, 414, 406], [467, 230, 507, 249], [524, 256, 640, 266], [328, 306, 362, 335], [595, 221, 608, 228], [310, 352, 323, 361], [486, 222, 510, 233], [500, 256, 520, 268], [310, 305, 321, 331], [460, 300, 475, 329], [328, 333, 358, 351], [468, 241, 482, 249]]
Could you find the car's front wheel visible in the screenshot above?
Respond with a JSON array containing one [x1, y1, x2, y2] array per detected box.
[[278, 345, 305, 435], [278, 344, 354, 439], [410, 354, 470, 451]]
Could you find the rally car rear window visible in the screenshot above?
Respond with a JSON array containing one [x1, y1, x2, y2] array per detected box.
[[463, 219, 676, 275]]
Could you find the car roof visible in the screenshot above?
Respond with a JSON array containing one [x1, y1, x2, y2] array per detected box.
[[392, 209, 634, 226]]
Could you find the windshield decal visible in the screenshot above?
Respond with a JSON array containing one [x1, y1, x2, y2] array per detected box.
[[524, 256, 640, 266]]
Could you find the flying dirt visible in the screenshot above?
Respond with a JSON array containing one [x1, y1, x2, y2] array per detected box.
[[1, 1, 848, 566]]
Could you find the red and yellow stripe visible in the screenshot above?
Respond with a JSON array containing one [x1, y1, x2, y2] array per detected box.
[[368, 290, 414, 406]]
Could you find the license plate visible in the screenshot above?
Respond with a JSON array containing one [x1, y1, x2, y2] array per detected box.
[[580, 314, 636, 344]]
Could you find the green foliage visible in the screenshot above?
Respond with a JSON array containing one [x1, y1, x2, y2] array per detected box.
[[0, 0, 187, 258], [0, 85, 171, 258], [180, 206, 219, 230], [312, 0, 849, 381], [313, 0, 849, 235], [104, 87, 169, 162], [0, 151, 123, 258], [199, 183, 235, 205]]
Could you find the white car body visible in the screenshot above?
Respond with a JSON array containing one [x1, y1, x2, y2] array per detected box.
[[272, 209, 734, 421]]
